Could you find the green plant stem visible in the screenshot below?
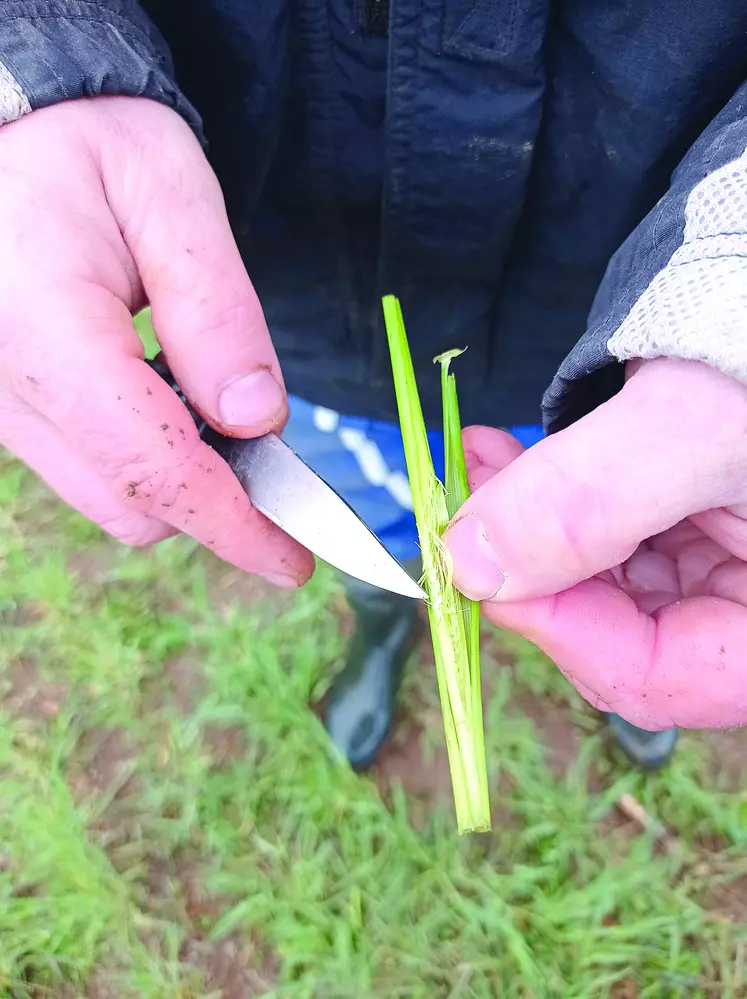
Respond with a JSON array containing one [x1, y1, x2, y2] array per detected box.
[[382, 296, 490, 833]]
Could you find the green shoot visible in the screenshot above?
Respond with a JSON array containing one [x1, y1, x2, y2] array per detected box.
[[382, 296, 490, 833]]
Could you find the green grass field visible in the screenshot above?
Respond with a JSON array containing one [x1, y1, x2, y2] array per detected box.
[[1, 446, 746, 998]]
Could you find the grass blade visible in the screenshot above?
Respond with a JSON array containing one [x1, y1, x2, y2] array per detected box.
[[436, 349, 488, 817], [382, 297, 490, 833]]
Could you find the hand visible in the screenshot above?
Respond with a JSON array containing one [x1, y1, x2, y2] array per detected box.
[[0, 97, 313, 587], [444, 358, 747, 730]]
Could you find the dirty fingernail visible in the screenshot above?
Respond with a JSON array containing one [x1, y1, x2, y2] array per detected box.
[[260, 571, 300, 589], [218, 370, 285, 428], [444, 515, 506, 600]]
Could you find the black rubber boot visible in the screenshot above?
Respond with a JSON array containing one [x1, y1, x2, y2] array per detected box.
[[606, 714, 678, 770], [324, 565, 424, 771]]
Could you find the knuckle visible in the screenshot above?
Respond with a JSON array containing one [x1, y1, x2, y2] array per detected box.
[[177, 296, 261, 349], [531, 452, 617, 572]]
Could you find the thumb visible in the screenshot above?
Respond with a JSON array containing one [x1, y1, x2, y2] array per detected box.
[[445, 359, 747, 602], [101, 102, 286, 437]]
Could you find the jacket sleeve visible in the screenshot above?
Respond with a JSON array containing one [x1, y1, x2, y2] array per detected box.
[[0, 0, 200, 133], [542, 83, 747, 434]]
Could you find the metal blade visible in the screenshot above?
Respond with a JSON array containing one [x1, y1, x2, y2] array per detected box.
[[220, 433, 427, 600]]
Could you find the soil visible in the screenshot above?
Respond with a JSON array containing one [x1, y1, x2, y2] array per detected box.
[[7, 657, 66, 721], [6, 568, 747, 997], [181, 934, 278, 999]]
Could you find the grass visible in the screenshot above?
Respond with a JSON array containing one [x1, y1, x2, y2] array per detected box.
[[1, 447, 747, 998], [382, 296, 488, 833]]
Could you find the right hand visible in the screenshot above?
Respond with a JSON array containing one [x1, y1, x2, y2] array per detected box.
[[0, 96, 313, 588], [445, 360, 747, 730]]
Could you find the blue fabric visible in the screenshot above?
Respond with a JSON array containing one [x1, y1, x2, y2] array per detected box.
[[283, 395, 543, 564], [140, 0, 747, 431], [543, 78, 747, 432], [0, 2, 200, 133], [5, 2, 747, 430]]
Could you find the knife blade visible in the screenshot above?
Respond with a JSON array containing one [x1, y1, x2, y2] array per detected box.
[[148, 357, 426, 600], [208, 431, 426, 599]]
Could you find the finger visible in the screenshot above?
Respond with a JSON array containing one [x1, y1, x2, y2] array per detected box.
[[628, 591, 679, 614], [675, 538, 730, 596], [462, 426, 525, 492], [97, 107, 287, 437], [482, 582, 747, 729], [17, 293, 314, 586], [621, 550, 679, 596], [690, 508, 747, 561], [1, 392, 173, 546], [706, 559, 747, 605], [445, 359, 747, 602], [648, 520, 705, 558]]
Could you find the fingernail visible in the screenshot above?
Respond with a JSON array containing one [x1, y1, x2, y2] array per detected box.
[[260, 571, 300, 589], [218, 370, 285, 428], [444, 516, 506, 600]]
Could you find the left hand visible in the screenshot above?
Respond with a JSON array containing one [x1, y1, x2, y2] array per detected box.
[[444, 357, 747, 730]]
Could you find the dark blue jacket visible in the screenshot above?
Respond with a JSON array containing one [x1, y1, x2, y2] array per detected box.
[[3, 1, 747, 430]]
